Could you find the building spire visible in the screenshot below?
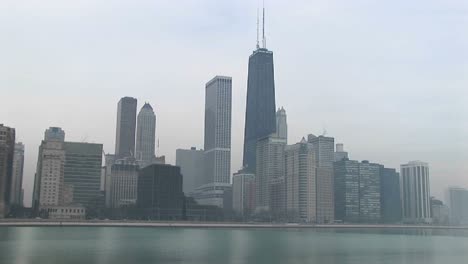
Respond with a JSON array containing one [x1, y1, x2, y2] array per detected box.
[[256, 6, 260, 49], [262, 0, 266, 48]]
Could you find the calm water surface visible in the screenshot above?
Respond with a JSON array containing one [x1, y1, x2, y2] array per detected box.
[[1, 227, 468, 264]]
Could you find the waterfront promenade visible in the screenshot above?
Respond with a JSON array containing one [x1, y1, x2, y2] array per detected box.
[[1, 219, 467, 230]]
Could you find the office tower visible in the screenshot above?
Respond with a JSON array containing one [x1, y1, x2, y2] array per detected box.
[[431, 198, 449, 225], [308, 134, 335, 223], [137, 164, 184, 220], [103, 154, 115, 208], [196, 76, 232, 208], [255, 134, 286, 213], [110, 158, 139, 208], [10, 143, 25, 206], [276, 107, 287, 142], [135, 103, 156, 167], [242, 13, 277, 173], [204, 76, 232, 184], [380, 167, 402, 223], [115, 97, 137, 158], [44, 127, 65, 142], [232, 170, 256, 217], [64, 142, 103, 207], [0, 125, 15, 218], [37, 141, 66, 207], [285, 138, 317, 223], [447, 187, 468, 225], [176, 147, 204, 195], [334, 143, 348, 162], [334, 159, 381, 223], [400, 161, 431, 223]]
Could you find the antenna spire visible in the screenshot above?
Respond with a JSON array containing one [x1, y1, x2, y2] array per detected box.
[[262, 1, 266, 48], [256, 6, 259, 49]]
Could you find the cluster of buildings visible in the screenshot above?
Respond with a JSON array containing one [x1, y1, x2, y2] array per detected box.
[[1, 14, 467, 224]]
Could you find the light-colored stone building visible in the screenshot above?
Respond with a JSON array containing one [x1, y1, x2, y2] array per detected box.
[[401, 161, 431, 224]]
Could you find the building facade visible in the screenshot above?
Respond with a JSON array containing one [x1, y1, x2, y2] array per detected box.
[[243, 48, 277, 173], [276, 107, 287, 143], [110, 158, 139, 208], [334, 143, 349, 162], [447, 187, 468, 225], [115, 97, 137, 158], [64, 142, 103, 207], [37, 141, 66, 208], [255, 134, 286, 213], [0, 125, 15, 218], [308, 134, 335, 223], [380, 167, 402, 223], [137, 164, 184, 220], [400, 161, 431, 223], [175, 147, 204, 196], [44, 127, 65, 142], [232, 170, 255, 217], [10, 142, 24, 206], [135, 103, 156, 167], [284, 138, 317, 222]]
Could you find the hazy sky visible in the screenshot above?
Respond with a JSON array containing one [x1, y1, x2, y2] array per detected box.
[[1, 0, 467, 207]]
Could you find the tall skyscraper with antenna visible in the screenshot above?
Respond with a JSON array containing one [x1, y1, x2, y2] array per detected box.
[[242, 5, 277, 173]]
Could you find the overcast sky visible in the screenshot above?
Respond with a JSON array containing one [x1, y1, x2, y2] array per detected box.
[[1, 0, 467, 207]]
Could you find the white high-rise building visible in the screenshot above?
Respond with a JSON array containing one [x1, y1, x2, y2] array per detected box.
[[400, 161, 431, 223], [195, 76, 232, 208], [446, 187, 468, 225], [10, 142, 25, 206], [37, 141, 66, 208], [135, 103, 156, 167], [285, 138, 317, 222], [110, 158, 139, 208], [255, 134, 286, 213], [334, 143, 349, 162], [232, 170, 255, 217], [276, 107, 287, 143]]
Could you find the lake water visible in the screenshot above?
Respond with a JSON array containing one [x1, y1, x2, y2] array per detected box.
[[1, 227, 468, 264]]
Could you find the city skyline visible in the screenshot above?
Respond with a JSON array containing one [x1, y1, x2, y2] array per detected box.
[[1, 1, 467, 207]]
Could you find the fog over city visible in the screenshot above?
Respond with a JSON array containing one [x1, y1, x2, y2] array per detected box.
[[1, 0, 467, 207]]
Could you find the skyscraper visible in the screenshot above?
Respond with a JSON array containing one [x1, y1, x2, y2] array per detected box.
[[285, 138, 317, 222], [176, 147, 205, 195], [194, 76, 233, 208], [334, 143, 349, 162], [0, 124, 15, 218], [204, 76, 232, 185], [255, 134, 286, 213], [380, 167, 402, 223], [401, 161, 431, 223], [115, 97, 137, 158], [242, 19, 277, 173], [232, 170, 256, 217], [276, 107, 287, 142], [10, 142, 25, 206], [447, 187, 468, 225], [63, 142, 103, 207], [135, 102, 156, 167], [110, 158, 139, 208], [308, 134, 335, 223]]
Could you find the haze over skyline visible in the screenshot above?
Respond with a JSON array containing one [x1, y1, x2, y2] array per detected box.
[[1, 0, 467, 207]]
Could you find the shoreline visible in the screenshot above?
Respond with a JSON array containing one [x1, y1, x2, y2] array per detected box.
[[0, 220, 467, 229]]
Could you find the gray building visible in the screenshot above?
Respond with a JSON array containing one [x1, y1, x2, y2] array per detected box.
[[255, 134, 286, 213], [308, 134, 335, 223], [334, 143, 348, 162], [10, 142, 24, 206], [64, 142, 103, 207], [334, 159, 381, 223], [115, 97, 137, 158], [0, 124, 15, 218], [276, 107, 287, 143], [401, 161, 431, 223], [285, 138, 317, 222], [103, 154, 115, 208], [176, 147, 204, 196], [380, 167, 402, 223], [243, 46, 277, 174], [135, 103, 156, 167], [198, 76, 232, 208], [447, 187, 468, 225], [110, 158, 139, 208], [232, 170, 255, 217], [44, 127, 65, 142]]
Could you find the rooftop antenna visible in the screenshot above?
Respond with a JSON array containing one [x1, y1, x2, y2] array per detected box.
[[262, 0, 266, 48], [256, 4, 260, 49]]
